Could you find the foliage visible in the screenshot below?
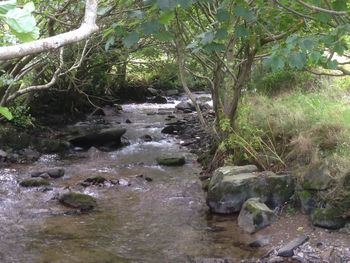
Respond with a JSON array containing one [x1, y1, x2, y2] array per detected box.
[[248, 68, 320, 95], [9, 105, 34, 128], [222, 77, 350, 172]]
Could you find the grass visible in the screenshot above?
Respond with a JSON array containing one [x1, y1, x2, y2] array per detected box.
[[223, 74, 350, 174]]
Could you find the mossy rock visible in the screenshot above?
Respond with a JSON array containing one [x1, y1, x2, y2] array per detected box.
[[59, 192, 97, 211], [311, 207, 346, 229], [238, 198, 276, 233], [302, 163, 333, 190], [156, 156, 185, 166], [19, 178, 50, 187], [35, 139, 70, 154]]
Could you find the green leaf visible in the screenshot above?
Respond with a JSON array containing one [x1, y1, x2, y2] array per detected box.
[[123, 32, 139, 48], [288, 52, 306, 69], [199, 31, 214, 45], [235, 25, 249, 38], [327, 60, 338, 70], [216, 8, 230, 22], [0, 0, 16, 15], [204, 42, 226, 52], [105, 35, 115, 51], [299, 38, 315, 51], [4, 2, 39, 42], [268, 55, 285, 72], [234, 5, 254, 21], [332, 0, 347, 11], [0, 106, 13, 120], [310, 51, 322, 63], [159, 11, 175, 24], [215, 28, 228, 40], [140, 20, 162, 35], [154, 31, 173, 41]]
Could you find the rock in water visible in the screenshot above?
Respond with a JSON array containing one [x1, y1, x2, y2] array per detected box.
[[277, 235, 309, 257], [47, 168, 65, 178], [20, 178, 50, 187], [59, 192, 96, 211], [69, 127, 126, 149], [238, 198, 276, 233], [156, 156, 186, 166], [207, 166, 295, 214]]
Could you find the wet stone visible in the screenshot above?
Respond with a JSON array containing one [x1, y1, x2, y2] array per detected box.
[[20, 178, 50, 187], [248, 236, 270, 248], [156, 156, 186, 166], [84, 176, 107, 185], [59, 192, 96, 211]]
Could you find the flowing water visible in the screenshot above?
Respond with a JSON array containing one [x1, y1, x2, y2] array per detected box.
[[0, 98, 262, 263], [2, 98, 348, 263]]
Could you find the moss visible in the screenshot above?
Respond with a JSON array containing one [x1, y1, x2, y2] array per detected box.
[[311, 207, 346, 229], [59, 192, 97, 211], [19, 178, 50, 187], [156, 156, 185, 166]]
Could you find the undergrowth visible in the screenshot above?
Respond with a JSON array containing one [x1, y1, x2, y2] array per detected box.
[[222, 74, 350, 175]]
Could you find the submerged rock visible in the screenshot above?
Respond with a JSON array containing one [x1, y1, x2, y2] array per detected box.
[[207, 165, 295, 214], [156, 156, 186, 166], [69, 127, 126, 149], [311, 207, 346, 229], [59, 192, 96, 211], [20, 178, 50, 187], [248, 236, 271, 248], [238, 198, 276, 233]]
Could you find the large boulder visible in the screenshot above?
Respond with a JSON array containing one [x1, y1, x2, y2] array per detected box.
[[175, 101, 195, 112], [238, 198, 276, 233], [207, 165, 295, 214], [69, 127, 126, 149]]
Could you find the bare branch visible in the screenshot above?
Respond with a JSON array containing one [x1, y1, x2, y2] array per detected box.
[[0, 0, 98, 61], [296, 0, 348, 15]]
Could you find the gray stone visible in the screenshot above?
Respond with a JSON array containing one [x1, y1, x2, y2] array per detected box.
[[165, 89, 179, 96], [175, 101, 195, 112], [47, 168, 65, 178], [207, 166, 295, 214], [0, 149, 8, 159], [238, 198, 276, 233], [69, 127, 126, 149], [147, 87, 158, 96], [302, 163, 333, 190], [248, 236, 271, 247], [277, 235, 309, 257]]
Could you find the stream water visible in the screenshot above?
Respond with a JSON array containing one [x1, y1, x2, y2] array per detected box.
[[1, 98, 348, 263], [0, 98, 262, 263]]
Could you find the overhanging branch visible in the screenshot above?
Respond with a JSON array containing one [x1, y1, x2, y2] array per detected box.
[[0, 0, 99, 61]]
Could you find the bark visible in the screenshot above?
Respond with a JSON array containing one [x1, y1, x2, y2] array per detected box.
[[0, 0, 98, 61]]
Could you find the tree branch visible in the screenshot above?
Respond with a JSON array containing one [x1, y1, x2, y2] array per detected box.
[[0, 0, 98, 61]]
